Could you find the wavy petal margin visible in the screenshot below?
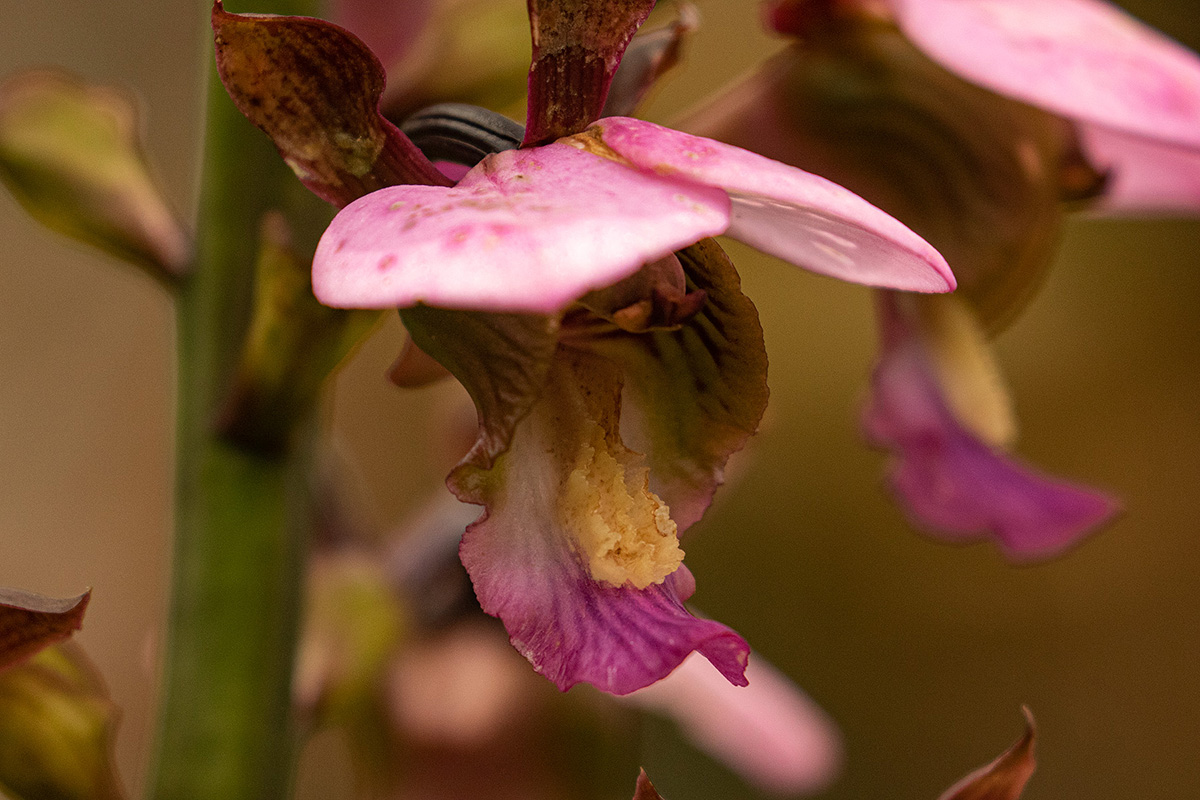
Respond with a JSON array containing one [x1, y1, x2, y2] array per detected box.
[[863, 293, 1118, 560], [456, 352, 748, 694], [590, 117, 955, 293], [888, 0, 1200, 152], [400, 305, 560, 473]]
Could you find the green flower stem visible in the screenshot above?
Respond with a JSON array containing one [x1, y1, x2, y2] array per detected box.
[[147, 2, 329, 798]]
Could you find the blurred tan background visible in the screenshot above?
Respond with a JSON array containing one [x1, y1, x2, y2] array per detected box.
[[1, 1, 1198, 798]]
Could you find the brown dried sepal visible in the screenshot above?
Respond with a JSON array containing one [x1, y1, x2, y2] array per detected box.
[[212, 1, 451, 208], [632, 769, 664, 800], [0, 588, 90, 673], [523, 0, 657, 144], [937, 707, 1037, 800]]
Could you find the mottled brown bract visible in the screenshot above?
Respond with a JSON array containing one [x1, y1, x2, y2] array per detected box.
[[211, 1, 450, 208], [0, 588, 90, 672], [524, 0, 656, 144], [632, 769, 665, 800], [937, 708, 1037, 800]]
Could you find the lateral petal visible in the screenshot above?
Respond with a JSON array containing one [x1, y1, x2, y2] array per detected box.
[[314, 142, 730, 312], [589, 117, 955, 292], [578, 238, 768, 531]]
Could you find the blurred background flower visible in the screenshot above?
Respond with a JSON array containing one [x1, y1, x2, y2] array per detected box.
[[1, 1, 1198, 799]]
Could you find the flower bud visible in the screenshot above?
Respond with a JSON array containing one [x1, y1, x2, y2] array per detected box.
[[0, 71, 189, 280], [0, 644, 123, 800]]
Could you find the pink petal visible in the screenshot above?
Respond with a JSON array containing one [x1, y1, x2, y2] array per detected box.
[[624, 653, 842, 795], [589, 117, 955, 293], [863, 293, 1119, 560], [1082, 123, 1200, 212], [888, 0, 1200, 152], [313, 142, 730, 312], [455, 353, 749, 695], [462, 521, 748, 694]]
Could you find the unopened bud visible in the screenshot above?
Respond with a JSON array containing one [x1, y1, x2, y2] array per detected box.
[[0, 644, 123, 800], [0, 71, 189, 280]]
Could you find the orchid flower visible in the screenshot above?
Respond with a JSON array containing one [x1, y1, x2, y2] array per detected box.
[[676, 0, 1200, 558], [214, 0, 952, 695]]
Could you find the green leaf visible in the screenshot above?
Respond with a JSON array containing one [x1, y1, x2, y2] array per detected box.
[[211, 1, 451, 208]]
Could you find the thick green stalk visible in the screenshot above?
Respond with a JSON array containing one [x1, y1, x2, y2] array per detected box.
[[147, 2, 327, 798]]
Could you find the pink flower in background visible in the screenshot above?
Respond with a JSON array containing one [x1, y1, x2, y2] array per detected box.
[[863, 293, 1119, 560], [624, 652, 843, 795], [883, 0, 1200, 211], [687, 0, 1200, 559]]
